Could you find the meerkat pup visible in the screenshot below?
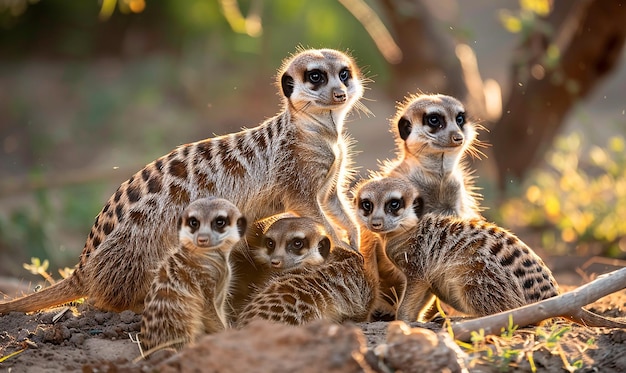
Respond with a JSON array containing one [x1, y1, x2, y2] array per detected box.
[[140, 197, 246, 351], [380, 93, 485, 219], [250, 214, 331, 272], [0, 48, 366, 314], [358, 177, 626, 328], [229, 213, 332, 316], [353, 176, 418, 320], [236, 245, 377, 327]]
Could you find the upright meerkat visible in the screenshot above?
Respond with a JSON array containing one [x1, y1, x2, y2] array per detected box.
[[0, 48, 365, 314], [140, 197, 246, 351], [380, 93, 484, 219], [236, 245, 377, 327], [358, 177, 626, 328], [353, 176, 418, 320]]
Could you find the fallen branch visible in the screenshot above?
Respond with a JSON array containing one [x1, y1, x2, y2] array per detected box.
[[451, 267, 626, 342]]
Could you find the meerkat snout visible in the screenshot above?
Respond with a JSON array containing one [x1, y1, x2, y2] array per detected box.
[[333, 87, 347, 103]]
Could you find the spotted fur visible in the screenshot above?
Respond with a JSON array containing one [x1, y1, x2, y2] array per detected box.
[[0, 48, 365, 314], [140, 197, 246, 351]]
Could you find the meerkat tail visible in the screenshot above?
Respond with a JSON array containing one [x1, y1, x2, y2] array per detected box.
[[0, 276, 84, 314], [566, 308, 626, 328]]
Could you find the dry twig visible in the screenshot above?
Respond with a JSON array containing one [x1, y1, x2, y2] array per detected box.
[[452, 267, 626, 342]]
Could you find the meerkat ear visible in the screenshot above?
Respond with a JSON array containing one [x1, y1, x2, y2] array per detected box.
[[281, 73, 295, 98], [318, 237, 331, 259], [413, 197, 424, 218], [237, 217, 248, 237], [398, 117, 412, 140], [177, 216, 183, 230]]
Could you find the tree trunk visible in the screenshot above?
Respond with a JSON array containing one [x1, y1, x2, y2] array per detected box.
[[490, 0, 626, 189]]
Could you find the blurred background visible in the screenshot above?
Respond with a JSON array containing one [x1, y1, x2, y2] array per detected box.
[[0, 0, 625, 286]]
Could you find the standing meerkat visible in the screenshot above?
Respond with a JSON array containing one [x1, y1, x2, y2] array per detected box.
[[353, 176, 418, 320], [140, 197, 246, 351], [380, 93, 485, 219], [0, 48, 365, 314], [357, 177, 626, 328]]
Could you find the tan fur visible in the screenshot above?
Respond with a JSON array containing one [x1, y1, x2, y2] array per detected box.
[[380, 93, 485, 219], [140, 198, 246, 351], [0, 48, 365, 314], [353, 177, 418, 320], [236, 246, 376, 327]]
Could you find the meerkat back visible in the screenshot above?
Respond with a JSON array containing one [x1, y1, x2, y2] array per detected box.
[[0, 48, 365, 315]]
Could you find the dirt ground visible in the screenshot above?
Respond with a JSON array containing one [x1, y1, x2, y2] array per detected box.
[[0, 265, 625, 373]]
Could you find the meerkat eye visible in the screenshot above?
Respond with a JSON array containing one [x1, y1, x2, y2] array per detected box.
[[187, 217, 200, 230], [265, 238, 275, 251], [306, 69, 324, 84], [389, 199, 401, 211], [360, 199, 373, 213], [292, 239, 304, 250], [213, 216, 228, 231], [424, 113, 442, 129], [339, 68, 350, 82], [456, 113, 466, 128]]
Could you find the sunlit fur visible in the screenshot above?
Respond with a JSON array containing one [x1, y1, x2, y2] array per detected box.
[[0, 48, 366, 314], [380, 93, 486, 219], [140, 198, 246, 351]]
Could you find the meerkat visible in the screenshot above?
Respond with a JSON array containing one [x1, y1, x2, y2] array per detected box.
[[358, 177, 626, 328], [140, 197, 246, 351], [249, 214, 331, 271], [0, 48, 366, 314], [380, 93, 485, 219], [235, 245, 377, 327], [229, 213, 332, 316], [353, 176, 418, 320]]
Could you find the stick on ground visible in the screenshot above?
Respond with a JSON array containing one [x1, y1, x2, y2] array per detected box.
[[451, 267, 626, 342]]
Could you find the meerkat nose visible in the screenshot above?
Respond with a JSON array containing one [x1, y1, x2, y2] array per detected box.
[[271, 258, 283, 268], [196, 234, 211, 247], [451, 132, 464, 145], [333, 88, 347, 103], [371, 219, 384, 230]]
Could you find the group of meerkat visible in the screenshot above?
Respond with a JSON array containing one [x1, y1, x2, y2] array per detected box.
[[1, 48, 624, 352]]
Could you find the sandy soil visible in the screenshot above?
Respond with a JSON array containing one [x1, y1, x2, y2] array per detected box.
[[0, 272, 625, 373]]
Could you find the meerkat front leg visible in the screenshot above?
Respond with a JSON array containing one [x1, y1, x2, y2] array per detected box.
[[396, 282, 435, 322]]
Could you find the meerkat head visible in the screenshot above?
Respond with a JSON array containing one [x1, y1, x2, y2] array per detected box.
[[178, 197, 247, 254], [354, 177, 420, 236], [250, 215, 331, 271], [392, 94, 479, 164], [277, 48, 364, 119]]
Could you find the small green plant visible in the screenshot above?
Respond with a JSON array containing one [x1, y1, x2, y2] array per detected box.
[[456, 317, 591, 372], [499, 132, 626, 257]]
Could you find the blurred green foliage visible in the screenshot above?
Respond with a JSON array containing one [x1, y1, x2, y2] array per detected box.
[[499, 132, 626, 257]]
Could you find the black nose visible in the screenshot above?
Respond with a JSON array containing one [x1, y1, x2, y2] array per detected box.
[[333, 89, 347, 103]]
